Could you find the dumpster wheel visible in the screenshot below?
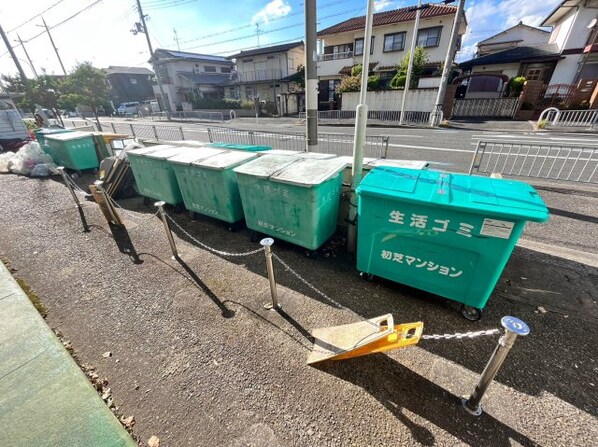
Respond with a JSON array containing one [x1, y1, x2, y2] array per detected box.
[[460, 304, 482, 321]]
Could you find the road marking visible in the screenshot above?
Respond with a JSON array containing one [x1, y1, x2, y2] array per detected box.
[[517, 238, 598, 268], [387, 143, 474, 153]]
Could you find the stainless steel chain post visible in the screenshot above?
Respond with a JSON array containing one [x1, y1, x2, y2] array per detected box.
[[462, 316, 530, 416], [155, 201, 179, 259], [261, 238, 280, 310], [58, 167, 90, 232]]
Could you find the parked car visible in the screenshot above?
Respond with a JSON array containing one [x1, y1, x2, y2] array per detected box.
[[116, 101, 140, 115]]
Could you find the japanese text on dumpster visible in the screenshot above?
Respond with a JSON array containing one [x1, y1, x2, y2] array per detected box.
[[380, 250, 463, 278]]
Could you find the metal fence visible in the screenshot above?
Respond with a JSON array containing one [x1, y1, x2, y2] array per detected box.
[[207, 127, 390, 158], [298, 109, 436, 126], [66, 120, 390, 158], [469, 140, 598, 184], [452, 98, 519, 118], [538, 107, 598, 128]]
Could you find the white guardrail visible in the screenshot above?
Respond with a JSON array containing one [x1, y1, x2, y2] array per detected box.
[[538, 107, 598, 128]]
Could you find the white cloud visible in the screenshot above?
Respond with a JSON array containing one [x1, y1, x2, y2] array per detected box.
[[374, 0, 394, 12], [251, 0, 292, 24]]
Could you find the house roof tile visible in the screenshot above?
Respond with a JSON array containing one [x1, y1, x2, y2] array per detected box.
[[459, 44, 562, 69], [227, 41, 304, 59], [317, 4, 458, 36]]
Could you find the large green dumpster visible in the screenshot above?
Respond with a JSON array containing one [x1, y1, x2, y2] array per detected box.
[[44, 131, 98, 170], [172, 150, 259, 223], [235, 155, 347, 250], [127, 145, 184, 204], [34, 128, 73, 162], [356, 167, 549, 318], [208, 143, 271, 152]]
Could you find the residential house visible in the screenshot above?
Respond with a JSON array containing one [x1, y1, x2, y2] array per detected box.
[[476, 22, 550, 57], [460, 0, 598, 86], [149, 49, 234, 111], [316, 4, 466, 110], [226, 41, 305, 112], [105, 66, 155, 107]]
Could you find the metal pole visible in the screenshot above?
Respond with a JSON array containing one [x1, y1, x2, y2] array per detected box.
[[261, 238, 280, 310], [155, 201, 179, 259], [462, 316, 530, 416], [41, 17, 67, 76], [0, 23, 28, 81], [304, 0, 318, 151], [399, 0, 422, 126], [17, 34, 38, 78], [347, 0, 374, 254], [58, 167, 90, 232], [430, 0, 466, 126]]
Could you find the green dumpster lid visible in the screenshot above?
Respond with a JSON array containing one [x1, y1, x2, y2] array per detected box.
[[233, 154, 300, 178], [296, 152, 337, 159], [192, 150, 258, 170], [271, 158, 347, 187], [265, 149, 302, 156], [168, 147, 223, 165], [127, 145, 176, 156], [44, 130, 92, 141], [356, 167, 549, 222], [144, 147, 185, 160], [367, 159, 428, 170]]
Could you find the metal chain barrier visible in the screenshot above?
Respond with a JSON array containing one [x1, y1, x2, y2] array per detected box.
[[421, 328, 500, 340], [165, 213, 263, 257], [106, 195, 160, 224]]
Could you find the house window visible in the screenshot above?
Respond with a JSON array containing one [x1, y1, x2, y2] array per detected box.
[[525, 68, 544, 81], [130, 78, 138, 84], [267, 55, 276, 60], [333, 44, 352, 55], [417, 27, 442, 48], [354, 37, 375, 56], [383, 32, 406, 52], [220, 66, 232, 73], [204, 66, 216, 73], [243, 58, 253, 63]]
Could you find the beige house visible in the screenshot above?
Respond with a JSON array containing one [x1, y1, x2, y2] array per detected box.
[[476, 22, 550, 57], [226, 41, 305, 104], [316, 4, 466, 109]]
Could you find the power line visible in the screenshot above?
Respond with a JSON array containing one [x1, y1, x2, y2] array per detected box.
[[6, 0, 67, 33]]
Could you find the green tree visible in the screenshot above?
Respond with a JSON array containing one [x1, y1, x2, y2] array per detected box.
[[59, 63, 110, 129], [0, 74, 61, 112], [390, 46, 429, 89]]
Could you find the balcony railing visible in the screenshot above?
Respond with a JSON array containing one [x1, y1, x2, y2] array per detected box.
[[234, 69, 290, 83], [318, 51, 353, 61]]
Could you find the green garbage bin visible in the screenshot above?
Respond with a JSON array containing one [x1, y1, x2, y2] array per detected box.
[[45, 131, 98, 170], [208, 143, 271, 152], [34, 128, 73, 162], [356, 167, 549, 318], [127, 145, 184, 205], [172, 150, 259, 224], [235, 155, 347, 250]]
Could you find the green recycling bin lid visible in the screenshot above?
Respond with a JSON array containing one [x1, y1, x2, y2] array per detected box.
[[367, 159, 428, 170], [296, 152, 337, 159], [357, 167, 549, 222], [168, 147, 223, 165], [144, 147, 185, 160], [233, 154, 300, 179], [207, 143, 271, 152], [45, 130, 92, 141], [265, 149, 302, 156], [127, 145, 176, 156], [192, 150, 258, 170], [271, 157, 347, 187]]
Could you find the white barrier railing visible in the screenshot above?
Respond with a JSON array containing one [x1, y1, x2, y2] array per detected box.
[[538, 107, 598, 128]]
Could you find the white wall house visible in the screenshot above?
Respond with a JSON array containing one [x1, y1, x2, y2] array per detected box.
[[542, 0, 598, 84], [316, 4, 466, 109], [460, 0, 598, 88], [476, 22, 550, 56], [149, 49, 234, 112], [226, 41, 305, 103]]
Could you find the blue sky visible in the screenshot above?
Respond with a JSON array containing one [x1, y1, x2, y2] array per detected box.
[[0, 0, 563, 77]]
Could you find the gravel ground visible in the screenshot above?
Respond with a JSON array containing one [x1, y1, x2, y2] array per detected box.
[[1, 172, 597, 447]]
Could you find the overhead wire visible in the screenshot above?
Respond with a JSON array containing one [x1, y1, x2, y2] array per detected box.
[[5, 0, 67, 33]]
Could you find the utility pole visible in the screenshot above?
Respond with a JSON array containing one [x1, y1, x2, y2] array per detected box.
[[173, 28, 180, 51], [399, 0, 423, 125], [256, 23, 261, 47], [0, 23, 28, 81], [346, 0, 374, 253], [40, 16, 67, 76], [304, 0, 318, 151], [17, 34, 38, 78], [134, 0, 170, 117], [430, 0, 465, 126]]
